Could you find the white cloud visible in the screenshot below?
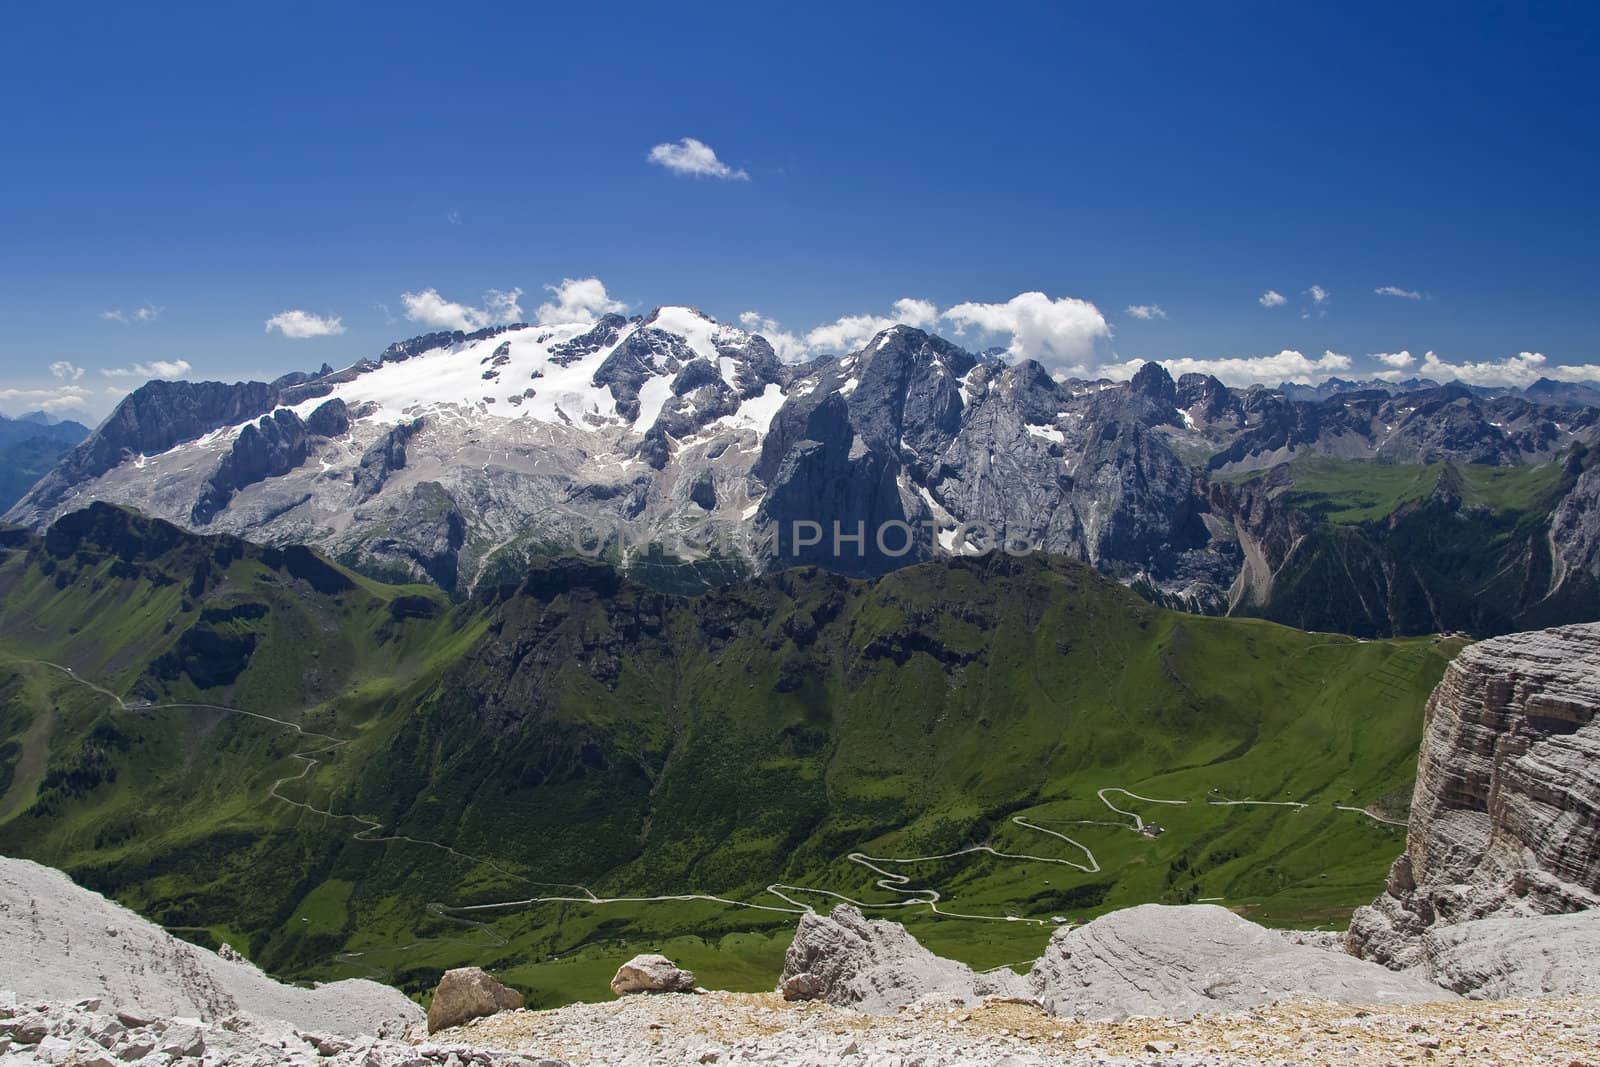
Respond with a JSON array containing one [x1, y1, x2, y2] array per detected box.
[[942, 292, 1111, 372], [49, 360, 84, 381], [1411, 351, 1600, 387], [1258, 290, 1287, 308], [1375, 285, 1422, 300], [101, 304, 162, 324], [742, 292, 1109, 371], [0, 385, 92, 413], [401, 287, 525, 332], [1101, 349, 1354, 387], [536, 277, 628, 324], [1307, 284, 1330, 304], [737, 298, 941, 363], [739, 311, 807, 363], [1125, 304, 1167, 320], [796, 298, 942, 355], [647, 137, 749, 180], [100, 359, 193, 380], [1373, 351, 1417, 368], [264, 309, 346, 339]]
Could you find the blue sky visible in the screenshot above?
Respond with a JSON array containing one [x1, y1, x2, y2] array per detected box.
[[3, 1, 1598, 419]]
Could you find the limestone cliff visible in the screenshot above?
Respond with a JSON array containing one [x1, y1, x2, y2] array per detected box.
[[1348, 623, 1600, 970]]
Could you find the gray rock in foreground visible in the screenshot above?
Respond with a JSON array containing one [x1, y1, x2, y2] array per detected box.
[[1028, 904, 1447, 1020], [779, 904, 1029, 1013], [0, 993, 551, 1067], [0, 856, 421, 1037], [1423, 910, 1600, 998], [609, 954, 697, 995], [427, 966, 524, 1034]]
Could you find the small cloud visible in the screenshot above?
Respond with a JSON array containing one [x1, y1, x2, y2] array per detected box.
[[1125, 304, 1167, 320], [1373, 351, 1417, 368], [1258, 290, 1287, 308], [49, 360, 84, 381], [375, 301, 397, 324], [265, 310, 346, 339], [1307, 284, 1330, 304], [647, 137, 749, 180], [100, 359, 192, 380], [803, 298, 943, 354], [739, 310, 808, 363], [101, 304, 162, 324], [446, 209, 462, 226], [943, 292, 1111, 374], [535, 278, 628, 324], [401, 287, 525, 331], [1375, 285, 1423, 300], [738, 298, 941, 364]]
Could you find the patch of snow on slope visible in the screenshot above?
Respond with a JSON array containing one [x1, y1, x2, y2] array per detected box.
[[718, 383, 787, 433], [633, 374, 675, 432], [649, 306, 741, 364], [1026, 424, 1065, 444]]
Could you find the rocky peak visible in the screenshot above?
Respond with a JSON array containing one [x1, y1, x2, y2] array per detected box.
[[845, 327, 973, 463], [1128, 360, 1177, 406]]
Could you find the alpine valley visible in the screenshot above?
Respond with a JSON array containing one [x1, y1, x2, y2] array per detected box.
[[1, 309, 1598, 1011]]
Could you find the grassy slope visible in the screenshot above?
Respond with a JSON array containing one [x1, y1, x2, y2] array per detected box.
[[1222, 452, 1597, 636], [0, 509, 1463, 1008]]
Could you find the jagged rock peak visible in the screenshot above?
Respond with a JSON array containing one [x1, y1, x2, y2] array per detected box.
[[1128, 360, 1177, 404]]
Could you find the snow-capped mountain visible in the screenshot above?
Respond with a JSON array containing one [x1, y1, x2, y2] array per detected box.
[[8, 305, 1600, 630]]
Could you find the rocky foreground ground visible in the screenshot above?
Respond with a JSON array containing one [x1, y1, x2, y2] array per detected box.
[[7, 987, 1600, 1066]]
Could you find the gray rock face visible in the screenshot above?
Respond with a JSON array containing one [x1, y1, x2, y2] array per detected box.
[[1348, 623, 1600, 972], [353, 417, 425, 504], [1027, 904, 1445, 1020], [0, 857, 421, 1037], [426, 967, 523, 1034], [1422, 910, 1600, 998], [608, 955, 697, 996], [1550, 459, 1600, 589], [778, 905, 1029, 1014], [192, 409, 314, 524]]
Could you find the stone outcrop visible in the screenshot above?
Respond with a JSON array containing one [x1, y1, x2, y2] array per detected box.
[[426, 967, 523, 1034], [1422, 910, 1600, 998], [0, 857, 421, 1037], [608, 955, 697, 996], [778, 905, 1028, 1013], [1347, 623, 1600, 972], [1027, 904, 1444, 1020]]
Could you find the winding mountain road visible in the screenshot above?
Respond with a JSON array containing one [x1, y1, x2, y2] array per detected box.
[[23, 658, 1408, 937]]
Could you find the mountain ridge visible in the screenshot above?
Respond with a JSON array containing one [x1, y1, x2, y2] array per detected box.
[[8, 310, 1600, 636]]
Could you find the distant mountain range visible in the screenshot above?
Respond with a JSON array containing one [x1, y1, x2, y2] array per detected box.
[[5, 309, 1599, 636], [0, 411, 89, 514]]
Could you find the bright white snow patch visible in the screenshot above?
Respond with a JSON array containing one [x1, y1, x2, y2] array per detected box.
[[718, 383, 787, 433], [1026, 424, 1065, 444], [633, 374, 675, 432]]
